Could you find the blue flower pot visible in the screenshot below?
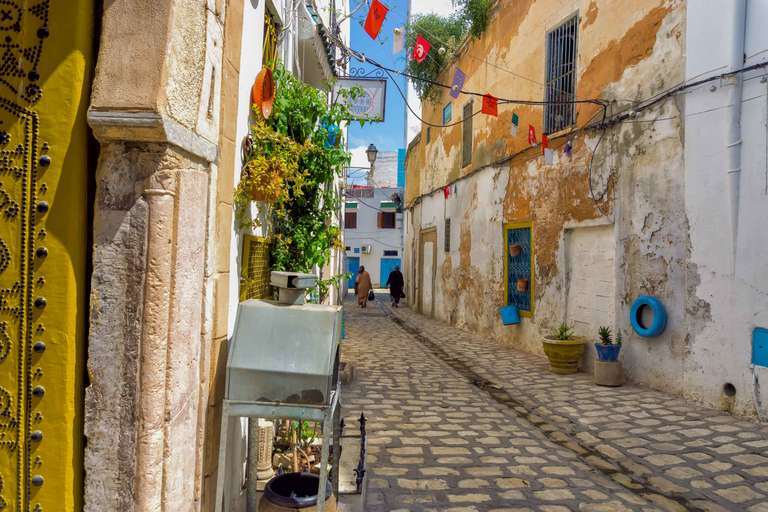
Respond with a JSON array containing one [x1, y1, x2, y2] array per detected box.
[[595, 343, 621, 362]]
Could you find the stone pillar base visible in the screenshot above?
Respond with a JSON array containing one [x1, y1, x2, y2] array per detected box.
[[595, 360, 623, 387]]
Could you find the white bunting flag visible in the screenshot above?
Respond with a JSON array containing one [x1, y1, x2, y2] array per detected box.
[[393, 27, 404, 54], [544, 148, 554, 165]]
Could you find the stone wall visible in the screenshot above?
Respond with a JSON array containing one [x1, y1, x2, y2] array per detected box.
[[85, 0, 228, 510]]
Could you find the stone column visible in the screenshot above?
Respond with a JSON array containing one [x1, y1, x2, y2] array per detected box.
[[247, 418, 275, 510]]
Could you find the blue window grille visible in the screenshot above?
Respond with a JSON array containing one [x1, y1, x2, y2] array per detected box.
[[505, 223, 533, 315], [443, 102, 452, 125], [354, 248, 360, 253]]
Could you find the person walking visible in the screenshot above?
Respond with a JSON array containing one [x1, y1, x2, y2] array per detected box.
[[386, 265, 404, 308], [355, 265, 373, 308]]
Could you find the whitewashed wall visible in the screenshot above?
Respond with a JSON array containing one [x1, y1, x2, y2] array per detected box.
[[683, 0, 768, 418]]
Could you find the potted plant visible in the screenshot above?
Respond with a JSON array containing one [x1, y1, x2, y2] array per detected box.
[[595, 326, 622, 361], [509, 243, 521, 257], [594, 326, 623, 386], [541, 323, 587, 374]]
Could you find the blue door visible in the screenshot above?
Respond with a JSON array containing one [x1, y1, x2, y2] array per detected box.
[[380, 258, 401, 287], [348, 257, 360, 289]]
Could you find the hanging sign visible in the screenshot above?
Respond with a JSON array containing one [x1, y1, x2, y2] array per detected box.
[[364, 0, 388, 39], [333, 78, 387, 121]]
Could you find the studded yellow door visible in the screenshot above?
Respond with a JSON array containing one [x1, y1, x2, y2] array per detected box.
[[0, 2, 92, 511]]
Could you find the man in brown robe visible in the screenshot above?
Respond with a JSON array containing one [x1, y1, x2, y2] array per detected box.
[[355, 266, 373, 308]]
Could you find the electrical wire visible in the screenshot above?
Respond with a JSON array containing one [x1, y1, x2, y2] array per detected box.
[[587, 127, 610, 220]]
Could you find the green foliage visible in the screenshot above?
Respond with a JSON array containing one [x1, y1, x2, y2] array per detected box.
[[615, 329, 623, 346], [293, 421, 319, 451], [236, 62, 377, 298], [405, 0, 493, 104], [405, 13, 465, 105], [553, 323, 573, 340], [455, 0, 492, 39], [598, 326, 613, 345]]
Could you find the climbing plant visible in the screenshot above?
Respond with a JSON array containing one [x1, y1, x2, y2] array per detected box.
[[236, 62, 378, 297], [405, 0, 493, 104]]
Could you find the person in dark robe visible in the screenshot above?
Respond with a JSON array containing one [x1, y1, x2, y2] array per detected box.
[[385, 265, 404, 307]]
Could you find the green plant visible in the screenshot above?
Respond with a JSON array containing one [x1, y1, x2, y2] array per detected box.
[[236, 62, 378, 297], [405, 0, 494, 104], [598, 326, 613, 345], [553, 323, 573, 340], [615, 329, 623, 346]]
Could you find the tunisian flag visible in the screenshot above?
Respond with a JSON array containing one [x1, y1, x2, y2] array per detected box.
[[364, 0, 388, 40], [412, 35, 431, 63]]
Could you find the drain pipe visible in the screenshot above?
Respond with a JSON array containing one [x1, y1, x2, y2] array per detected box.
[[726, 0, 747, 269]]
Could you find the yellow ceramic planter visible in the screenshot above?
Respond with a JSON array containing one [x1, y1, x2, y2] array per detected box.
[[542, 336, 587, 374]]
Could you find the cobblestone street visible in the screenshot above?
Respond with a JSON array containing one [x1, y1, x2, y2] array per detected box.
[[340, 295, 768, 512]]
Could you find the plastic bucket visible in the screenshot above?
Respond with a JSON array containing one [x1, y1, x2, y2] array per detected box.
[[500, 305, 520, 325]]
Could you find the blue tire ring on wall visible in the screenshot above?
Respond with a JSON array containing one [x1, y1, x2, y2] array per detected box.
[[630, 295, 667, 337]]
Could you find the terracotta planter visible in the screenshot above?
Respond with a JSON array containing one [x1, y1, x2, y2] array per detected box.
[[247, 166, 282, 203], [541, 335, 587, 374], [517, 279, 528, 292], [509, 243, 521, 257]]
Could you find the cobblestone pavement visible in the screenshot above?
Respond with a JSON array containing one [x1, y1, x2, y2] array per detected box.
[[340, 295, 768, 512]]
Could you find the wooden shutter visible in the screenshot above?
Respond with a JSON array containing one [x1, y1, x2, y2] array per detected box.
[[345, 211, 357, 229], [377, 212, 384, 228]]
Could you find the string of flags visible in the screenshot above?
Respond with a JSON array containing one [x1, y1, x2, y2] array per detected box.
[[363, 0, 568, 166]]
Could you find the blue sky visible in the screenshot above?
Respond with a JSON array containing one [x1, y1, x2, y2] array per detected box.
[[346, 0, 410, 154]]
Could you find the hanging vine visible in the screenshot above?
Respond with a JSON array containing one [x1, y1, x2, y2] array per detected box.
[[236, 62, 379, 297]]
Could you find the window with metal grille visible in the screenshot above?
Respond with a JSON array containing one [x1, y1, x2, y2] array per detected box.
[[263, 10, 279, 67], [504, 222, 533, 315], [444, 218, 451, 252], [345, 211, 357, 229], [345, 246, 351, 251], [383, 250, 398, 256], [426, 126, 431, 144], [377, 212, 396, 229], [240, 235, 273, 301], [443, 102, 452, 125], [544, 15, 578, 134], [462, 102, 473, 167]]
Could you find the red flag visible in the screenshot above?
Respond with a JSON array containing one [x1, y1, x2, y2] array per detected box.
[[444, 186, 450, 199], [481, 94, 498, 117], [412, 35, 431, 63], [364, 0, 388, 40], [542, 134, 548, 156], [528, 125, 537, 145]]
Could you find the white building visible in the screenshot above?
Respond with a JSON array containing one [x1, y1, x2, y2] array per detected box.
[[345, 185, 404, 289]]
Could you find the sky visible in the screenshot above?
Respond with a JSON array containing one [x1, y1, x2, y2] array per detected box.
[[345, 0, 455, 177]]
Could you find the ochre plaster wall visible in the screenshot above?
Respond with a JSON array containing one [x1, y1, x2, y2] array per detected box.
[[403, 0, 729, 413]]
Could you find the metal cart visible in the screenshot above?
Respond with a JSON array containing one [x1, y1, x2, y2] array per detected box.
[[214, 272, 342, 512]]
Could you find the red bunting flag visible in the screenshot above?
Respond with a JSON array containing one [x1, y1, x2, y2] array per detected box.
[[528, 125, 537, 145], [412, 35, 431, 63], [444, 186, 450, 199], [481, 94, 498, 117], [541, 134, 548, 156], [364, 0, 388, 40]]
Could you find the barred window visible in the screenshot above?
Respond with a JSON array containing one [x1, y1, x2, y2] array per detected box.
[[462, 102, 472, 167], [444, 218, 451, 252], [544, 15, 577, 134], [383, 250, 398, 256]]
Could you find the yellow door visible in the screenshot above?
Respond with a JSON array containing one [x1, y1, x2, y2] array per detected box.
[[0, 2, 93, 511]]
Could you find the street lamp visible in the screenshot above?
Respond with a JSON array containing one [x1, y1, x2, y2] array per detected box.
[[366, 143, 378, 164]]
